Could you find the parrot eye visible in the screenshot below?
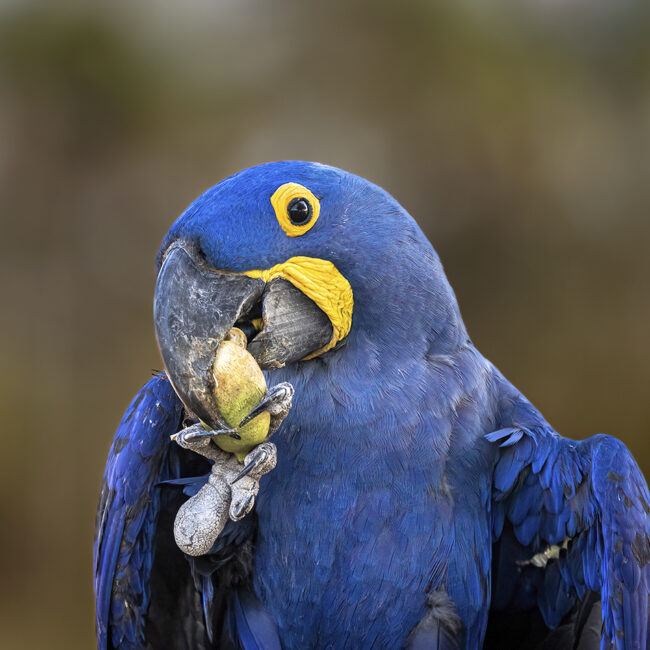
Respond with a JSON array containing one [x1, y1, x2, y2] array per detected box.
[[270, 182, 320, 237], [287, 198, 312, 225]]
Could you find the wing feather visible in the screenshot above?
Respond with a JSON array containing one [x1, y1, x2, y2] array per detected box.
[[488, 424, 650, 649], [93, 375, 183, 649]]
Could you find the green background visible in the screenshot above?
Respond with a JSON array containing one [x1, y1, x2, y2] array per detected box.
[[1, 1, 649, 647]]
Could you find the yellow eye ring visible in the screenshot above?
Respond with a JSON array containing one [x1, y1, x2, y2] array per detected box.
[[270, 183, 320, 237]]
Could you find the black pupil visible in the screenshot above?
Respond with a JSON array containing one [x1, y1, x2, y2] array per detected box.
[[287, 198, 312, 225]]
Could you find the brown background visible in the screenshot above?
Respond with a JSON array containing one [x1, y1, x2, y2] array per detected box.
[[1, 1, 649, 647]]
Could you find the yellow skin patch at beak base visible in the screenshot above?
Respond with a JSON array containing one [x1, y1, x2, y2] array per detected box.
[[244, 256, 353, 359]]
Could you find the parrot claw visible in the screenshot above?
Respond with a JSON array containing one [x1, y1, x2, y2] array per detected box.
[[231, 462, 259, 485], [231, 442, 277, 485], [230, 493, 255, 520], [238, 382, 294, 433], [187, 427, 241, 441], [172, 423, 240, 460]]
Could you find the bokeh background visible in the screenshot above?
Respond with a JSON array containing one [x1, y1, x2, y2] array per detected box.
[[1, 0, 649, 647]]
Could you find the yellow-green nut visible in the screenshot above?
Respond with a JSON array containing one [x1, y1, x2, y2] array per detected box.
[[212, 338, 270, 461]]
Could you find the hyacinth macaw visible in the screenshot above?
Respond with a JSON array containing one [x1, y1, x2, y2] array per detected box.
[[94, 161, 650, 650]]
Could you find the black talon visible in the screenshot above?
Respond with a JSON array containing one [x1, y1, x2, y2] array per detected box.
[[230, 450, 269, 485], [238, 399, 273, 428], [186, 428, 241, 442], [238, 383, 293, 428], [231, 494, 255, 519]]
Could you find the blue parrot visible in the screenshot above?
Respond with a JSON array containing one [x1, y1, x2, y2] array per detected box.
[[94, 161, 650, 649]]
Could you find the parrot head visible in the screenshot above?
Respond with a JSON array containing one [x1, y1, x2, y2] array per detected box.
[[154, 161, 467, 430]]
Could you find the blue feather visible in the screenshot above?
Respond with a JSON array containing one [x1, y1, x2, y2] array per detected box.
[[93, 375, 183, 649], [231, 589, 281, 650]]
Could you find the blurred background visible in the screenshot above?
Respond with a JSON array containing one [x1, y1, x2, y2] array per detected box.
[[1, 0, 649, 647]]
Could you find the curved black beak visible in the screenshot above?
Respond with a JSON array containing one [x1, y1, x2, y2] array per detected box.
[[154, 246, 265, 429], [153, 245, 332, 429]]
